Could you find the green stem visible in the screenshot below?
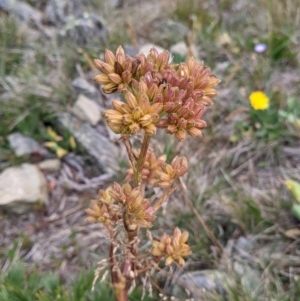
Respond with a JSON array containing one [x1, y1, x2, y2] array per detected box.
[[133, 133, 151, 188]]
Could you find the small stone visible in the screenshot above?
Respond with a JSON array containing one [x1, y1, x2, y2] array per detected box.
[[60, 12, 108, 47], [72, 77, 98, 98], [8, 132, 49, 157], [44, 0, 83, 25], [38, 159, 61, 172], [172, 270, 227, 300], [148, 19, 188, 47], [58, 112, 120, 174], [71, 94, 101, 126], [0, 0, 42, 25], [124, 44, 137, 57], [139, 43, 166, 57], [218, 32, 232, 46], [170, 41, 188, 56], [233, 262, 261, 297], [0, 164, 48, 214], [45, 0, 69, 25]]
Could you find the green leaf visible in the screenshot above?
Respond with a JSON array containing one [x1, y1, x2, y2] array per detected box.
[[285, 180, 300, 202], [292, 204, 300, 221]]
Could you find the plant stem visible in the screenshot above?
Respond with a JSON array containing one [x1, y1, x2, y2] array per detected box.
[[133, 133, 151, 188], [178, 178, 223, 257], [109, 232, 128, 301]]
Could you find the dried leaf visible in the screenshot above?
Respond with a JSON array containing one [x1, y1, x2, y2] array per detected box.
[[56, 147, 68, 158], [47, 127, 63, 141], [69, 136, 76, 149], [284, 228, 300, 238], [294, 119, 300, 131], [285, 180, 300, 202], [44, 141, 58, 148]]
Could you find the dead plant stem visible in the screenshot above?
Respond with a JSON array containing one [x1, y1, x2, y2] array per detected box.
[[178, 178, 223, 257]]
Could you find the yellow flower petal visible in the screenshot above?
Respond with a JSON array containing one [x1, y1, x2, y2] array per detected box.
[[249, 91, 269, 110]]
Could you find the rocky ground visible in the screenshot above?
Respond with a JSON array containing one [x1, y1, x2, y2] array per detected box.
[[0, 0, 300, 300]]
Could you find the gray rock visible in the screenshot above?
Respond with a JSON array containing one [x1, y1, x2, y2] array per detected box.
[[0, 164, 48, 214], [172, 270, 227, 300], [124, 44, 137, 57], [58, 112, 120, 174], [38, 159, 61, 171], [72, 77, 98, 98], [222, 236, 254, 261], [8, 132, 49, 157], [148, 19, 188, 47], [44, 0, 83, 25], [170, 41, 188, 57], [71, 94, 101, 126], [0, 0, 42, 25], [233, 262, 261, 298], [170, 41, 197, 60], [45, 0, 69, 25], [60, 12, 108, 47]]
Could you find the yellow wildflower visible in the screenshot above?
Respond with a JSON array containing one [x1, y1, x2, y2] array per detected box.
[[249, 91, 269, 110]]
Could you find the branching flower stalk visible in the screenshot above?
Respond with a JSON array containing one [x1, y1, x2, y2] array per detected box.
[[86, 46, 220, 301]]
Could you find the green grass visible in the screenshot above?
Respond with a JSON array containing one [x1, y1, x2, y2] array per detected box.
[[0, 263, 158, 301]]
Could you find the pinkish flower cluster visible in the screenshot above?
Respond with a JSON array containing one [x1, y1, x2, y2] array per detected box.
[[126, 150, 188, 188], [95, 46, 220, 141]]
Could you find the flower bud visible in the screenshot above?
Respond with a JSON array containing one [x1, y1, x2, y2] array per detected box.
[[204, 88, 218, 97], [179, 231, 189, 244], [102, 83, 118, 94], [138, 93, 150, 113], [114, 61, 124, 75], [177, 118, 187, 129], [105, 49, 116, 66], [166, 124, 177, 134], [112, 100, 126, 113], [132, 107, 143, 120], [166, 245, 174, 255], [177, 257, 185, 266], [95, 60, 114, 74], [149, 103, 163, 115], [123, 57, 133, 72], [175, 129, 187, 141], [122, 70, 132, 83], [193, 119, 207, 129], [164, 102, 176, 113], [165, 256, 174, 266], [94, 74, 110, 85], [139, 80, 148, 93], [129, 123, 140, 134], [187, 127, 202, 137], [116, 45, 125, 56], [144, 124, 156, 135], [108, 73, 122, 84], [157, 51, 170, 69], [123, 114, 134, 125], [125, 92, 138, 109], [139, 114, 153, 127]]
